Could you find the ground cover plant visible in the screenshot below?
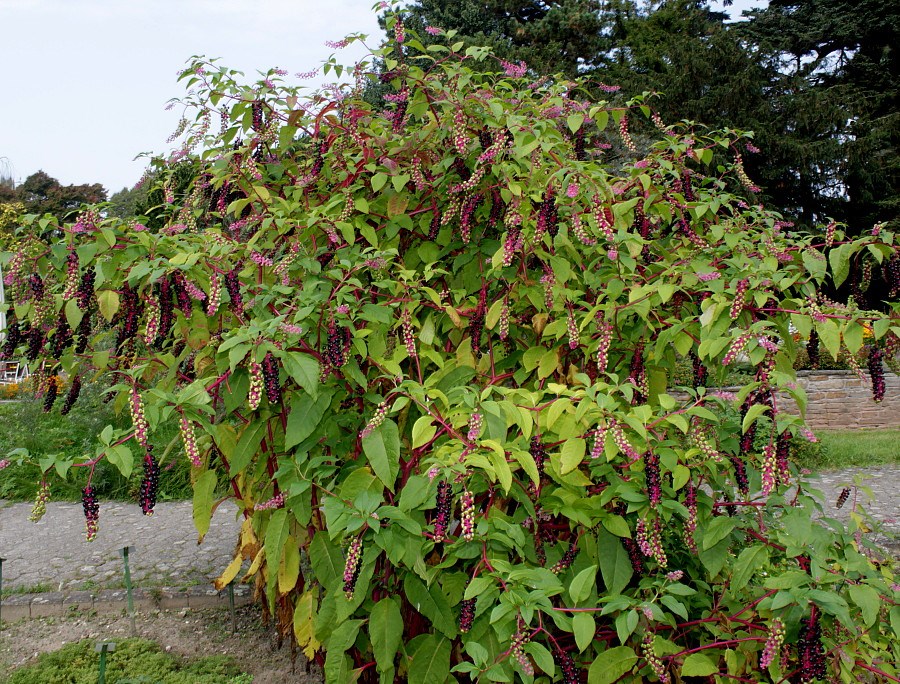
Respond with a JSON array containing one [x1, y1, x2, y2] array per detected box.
[[1, 9, 899, 683], [4, 637, 249, 684]]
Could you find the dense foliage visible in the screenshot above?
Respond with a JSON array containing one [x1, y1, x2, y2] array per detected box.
[[400, 0, 900, 239], [2, 14, 900, 683]]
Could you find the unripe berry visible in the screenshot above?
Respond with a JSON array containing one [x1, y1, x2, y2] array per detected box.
[[29, 480, 51, 522], [248, 362, 263, 411], [180, 417, 202, 467]]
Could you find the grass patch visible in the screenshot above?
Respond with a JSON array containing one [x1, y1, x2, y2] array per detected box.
[[0, 381, 195, 502], [4, 637, 251, 684], [792, 428, 900, 471]]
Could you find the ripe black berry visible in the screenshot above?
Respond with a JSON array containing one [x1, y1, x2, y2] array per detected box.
[[76, 269, 95, 311], [261, 351, 281, 403], [459, 597, 476, 632], [42, 376, 59, 412], [836, 487, 850, 509], [60, 375, 81, 415], [139, 450, 160, 515], [868, 347, 885, 403], [433, 481, 451, 541], [224, 268, 243, 314], [82, 485, 100, 542]]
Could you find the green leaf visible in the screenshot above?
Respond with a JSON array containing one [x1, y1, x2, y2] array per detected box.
[[538, 349, 559, 379], [372, 172, 388, 192], [567, 113, 585, 134], [602, 515, 631, 539], [370, 597, 404, 673], [597, 527, 632, 595], [817, 318, 841, 361], [699, 538, 730, 578], [842, 322, 864, 356], [404, 575, 456, 638], [412, 415, 437, 449], [560, 438, 586, 475], [105, 444, 133, 479], [742, 403, 769, 433], [703, 516, 736, 550], [573, 612, 595, 652], [285, 390, 333, 450], [408, 634, 451, 684], [281, 352, 320, 397], [681, 653, 719, 677], [264, 509, 290, 585], [97, 289, 119, 322], [730, 545, 768, 592], [192, 470, 217, 542], [229, 421, 266, 476], [588, 646, 637, 684], [847, 585, 880, 628], [828, 243, 852, 287], [325, 620, 363, 681], [569, 565, 597, 604], [363, 419, 401, 492], [310, 531, 345, 591]]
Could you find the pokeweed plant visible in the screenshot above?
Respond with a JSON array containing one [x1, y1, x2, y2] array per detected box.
[[2, 9, 900, 683]]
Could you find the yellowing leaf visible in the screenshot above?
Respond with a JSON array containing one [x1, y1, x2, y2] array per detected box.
[[213, 554, 244, 591], [293, 590, 321, 660]]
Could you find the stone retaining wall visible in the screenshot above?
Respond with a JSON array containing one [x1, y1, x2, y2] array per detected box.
[[785, 370, 900, 430]]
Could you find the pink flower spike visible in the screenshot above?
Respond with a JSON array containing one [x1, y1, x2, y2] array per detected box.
[[566, 183, 579, 198]]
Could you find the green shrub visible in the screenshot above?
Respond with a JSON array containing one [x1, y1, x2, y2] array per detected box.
[[2, 13, 899, 683]]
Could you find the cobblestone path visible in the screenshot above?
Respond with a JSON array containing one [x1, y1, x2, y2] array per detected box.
[[0, 465, 896, 595]]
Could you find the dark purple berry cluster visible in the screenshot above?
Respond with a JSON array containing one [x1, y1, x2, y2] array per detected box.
[[536, 191, 559, 238], [428, 210, 440, 240], [867, 347, 885, 403], [115, 285, 142, 350], [691, 350, 707, 387], [251, 100, 264, 131], [775, 432, 791, 483], [573, 127, 587, 161], [807, 330, 820, 369], [623, 537, 644, 576], [1, 319, 20, 359], [82, 485, 100, 542], [76, 269, 95, 310], [139, 450, 160, 515], [836, 487, 850, 509], [796, 609, 827, 682], [261, 351, 281, 403], [25, 325, 44, 361], [458, 597, 476, 632], [468, 305, 485, 357], [75, 312, 92, 354], [155, 278, 174, 345], [325, 321, 351, 368], [530, 437, 547, 482], [43, 376, 59, 412], [49, 313, 73, 358], [28, 273, 45, 300], [885, 254, 900, 296], [730, 455, 749, 495], [644, 451, 661, 507], [553, 644, 580, 684], [433, 481, 451, 541], [224, 268, 243, 314], [60, 375, 82, 415], [550, 539, 578, 574], [171, 273, 192, 316]]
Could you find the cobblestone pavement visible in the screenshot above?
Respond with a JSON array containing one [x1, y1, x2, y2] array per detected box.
[[804, 464, 900, 552], [0, 465, 897, 600], [0, 500, 243, 593]]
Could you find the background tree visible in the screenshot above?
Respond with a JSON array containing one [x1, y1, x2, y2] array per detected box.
[[17, 170, 107, 222]]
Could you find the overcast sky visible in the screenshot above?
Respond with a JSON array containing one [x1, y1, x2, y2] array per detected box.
[[0, 0, 765, 195]]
